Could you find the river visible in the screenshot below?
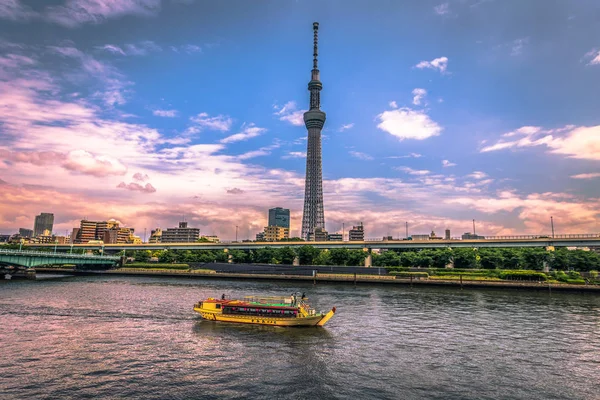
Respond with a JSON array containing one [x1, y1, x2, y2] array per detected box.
[[1, 276, 598, 399]]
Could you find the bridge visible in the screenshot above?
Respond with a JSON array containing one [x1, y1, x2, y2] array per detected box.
[[0, 249, 120, 269], [26, 235, 600, 253]]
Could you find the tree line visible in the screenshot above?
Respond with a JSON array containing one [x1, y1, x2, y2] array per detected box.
[[128, 246, 600, 271]]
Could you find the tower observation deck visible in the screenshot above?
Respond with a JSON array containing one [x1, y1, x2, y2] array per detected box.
[[301, 22, 327, 240]]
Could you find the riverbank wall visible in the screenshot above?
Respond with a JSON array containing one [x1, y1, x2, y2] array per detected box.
[[35, 267, 600, 293]]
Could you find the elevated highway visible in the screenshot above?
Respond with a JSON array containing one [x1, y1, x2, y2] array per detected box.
[[0, 249, 120, 268], [26, 236, 600, 253]]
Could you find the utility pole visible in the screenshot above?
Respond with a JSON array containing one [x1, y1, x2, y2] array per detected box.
[[473, 219, 476, 235], [144, 228, 147, 243], [405, 221, 408, 239], [551, 216, 555, 238], [342, 223, 345, 242], [235, 225, 238, 242]]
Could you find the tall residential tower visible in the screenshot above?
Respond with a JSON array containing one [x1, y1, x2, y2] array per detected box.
[[301, 22, 326, 240]]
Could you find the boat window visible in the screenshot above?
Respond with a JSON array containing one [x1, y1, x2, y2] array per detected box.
[[216, 304, 221, 309]]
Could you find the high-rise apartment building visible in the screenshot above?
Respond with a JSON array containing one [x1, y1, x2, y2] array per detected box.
[[263, 226, 290, 242], [19, 228, 33, 238], [161, 222, 200, 243], [268, 207, 290, 229], [33, 213, 54, 237]]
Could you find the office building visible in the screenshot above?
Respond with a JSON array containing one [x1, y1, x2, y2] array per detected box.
[[149, 228, 162, 243], [268, 207, 290, 229], [308, 227, 328, 242], [349, 223, 364, 241], [33, 213, 54, 237], [19, 228, 33, 238], [255, 232, 265, 242], [161, 222, 200, 243], [411, 234, 430, 241], [328, 233, 342, 241], [462, 232, 485, 240], [445, 229, 451, 240]]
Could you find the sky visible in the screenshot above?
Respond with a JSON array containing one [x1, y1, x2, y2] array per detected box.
[[1, 0, 600, 240]]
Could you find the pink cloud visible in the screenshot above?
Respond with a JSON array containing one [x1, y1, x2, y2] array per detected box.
[[133, 172, 149, 182], [117, 182, 157, 193]]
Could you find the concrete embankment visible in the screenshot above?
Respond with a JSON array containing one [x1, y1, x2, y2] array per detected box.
[[35, 267, 600, 293]]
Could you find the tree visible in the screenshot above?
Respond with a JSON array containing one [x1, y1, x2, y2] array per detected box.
[[521, 248, 549, 270], [373, 250, 400, 267], [478, 248, 504, 269], [329, 248, 350, 266], [215, 251, 229, 263], [296, 245, 321, 265], [414, 250, 434, 268], [252, 248, 275, 264], [274, 247, 296, 265], [314, 250, 332, 265], [399, 251, 417, 268], [346, 250, 368, 266], [431, 249, 453, 269], [452, 248, 477, 269], [133, 250, 151, 262], [158, 250, 177, 263], [500, 248, 524, 269], [229, 250, 249, 263]]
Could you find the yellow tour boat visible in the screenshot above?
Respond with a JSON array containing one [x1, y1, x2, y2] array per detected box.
[[194, 292, 336, 327]]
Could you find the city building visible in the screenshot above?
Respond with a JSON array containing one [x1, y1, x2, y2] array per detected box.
[[462, 232, 485, 240], [308, 227, 328, 242], [200, 235, 220, 243], [263, 226, 290, 242], [19, 228, 33, 238], [411, 234, 430, 241], [33, 213, 54, 237], [445, 229, 451, 240], [349, 223, 364, 241], [103, 227, 134, 244], [430, 231, 443, 240], [255, 232, 265, 242], [328, 233, 342, 241], [268, 207, 290, 229], [0, 234, 10, 243], [301, 22, 326, 239], [161, 222, 200, 243], [73, 219, 134, 243], [149, 228, 162, 243]]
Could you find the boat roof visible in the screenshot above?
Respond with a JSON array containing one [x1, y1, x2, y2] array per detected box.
[[203, 298, 298, 310]]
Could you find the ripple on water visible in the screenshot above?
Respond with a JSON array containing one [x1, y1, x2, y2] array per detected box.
[[0, 277, 599, 400]]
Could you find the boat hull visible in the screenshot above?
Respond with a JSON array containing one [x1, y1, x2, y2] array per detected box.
[[194, 307, 330, 327]]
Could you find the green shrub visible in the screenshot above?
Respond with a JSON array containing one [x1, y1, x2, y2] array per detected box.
[[125, 263, 189, 270], [389, 271, 429, 278], [565, 279, 585, 285], [590, 270, 598, 279], [499, 271, 547, 281]]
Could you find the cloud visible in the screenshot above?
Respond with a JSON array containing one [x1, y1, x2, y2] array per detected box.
[[117, 181, 156, 193], [46, 0, 162, 28], [339, 123, 354, 132], [571, 173, 600, 179], [510, 38, 528, 56], [62, 150, 127, 177], [282, 151, 306, 159], [238, 142, 281, 160], [377, 107, 442, 140], [0, 0, 36, 21], [467, 171, 488, 180], [226, 188, 244, 194], [397, 167, 430, 176], [188, 112, 232, 133], [412, 88, 427, 105], [387, 153, 422, 159], [220, 124, 266, 144], [442, 160, 456, 167], [273, 101, 305, 126], [98, 44, 126, 55], [133, 172, 149, 182], [349, 151, 374, 161], [434, 3, 449, 15], [389, 101, 398, 109], [153, 109, 178, 117], [584, 48, 600, 66], [481, 125, 600, 160], [414, 56, 448, 73]]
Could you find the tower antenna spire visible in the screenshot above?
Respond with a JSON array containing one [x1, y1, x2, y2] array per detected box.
[[313, 22, 319, 70]]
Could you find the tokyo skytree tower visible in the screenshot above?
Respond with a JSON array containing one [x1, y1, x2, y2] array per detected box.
[[301, 22, 326, 240]]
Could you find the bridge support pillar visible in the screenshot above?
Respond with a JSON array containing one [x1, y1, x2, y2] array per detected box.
[[364, 254, 372, 268], [293, 256, 300, 266], [228, 254, 233, 264], [542, 261, 549, 273]]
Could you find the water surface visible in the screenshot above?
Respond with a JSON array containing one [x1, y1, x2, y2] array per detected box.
[[1, 276, 598, 399]]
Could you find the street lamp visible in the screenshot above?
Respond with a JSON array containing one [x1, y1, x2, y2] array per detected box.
[[54, 240, 58, 254], [70, 244, 74, 254], [19, 239, 24, 251], [101, 244, 105, 256], [235, 225, 238, 242]]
